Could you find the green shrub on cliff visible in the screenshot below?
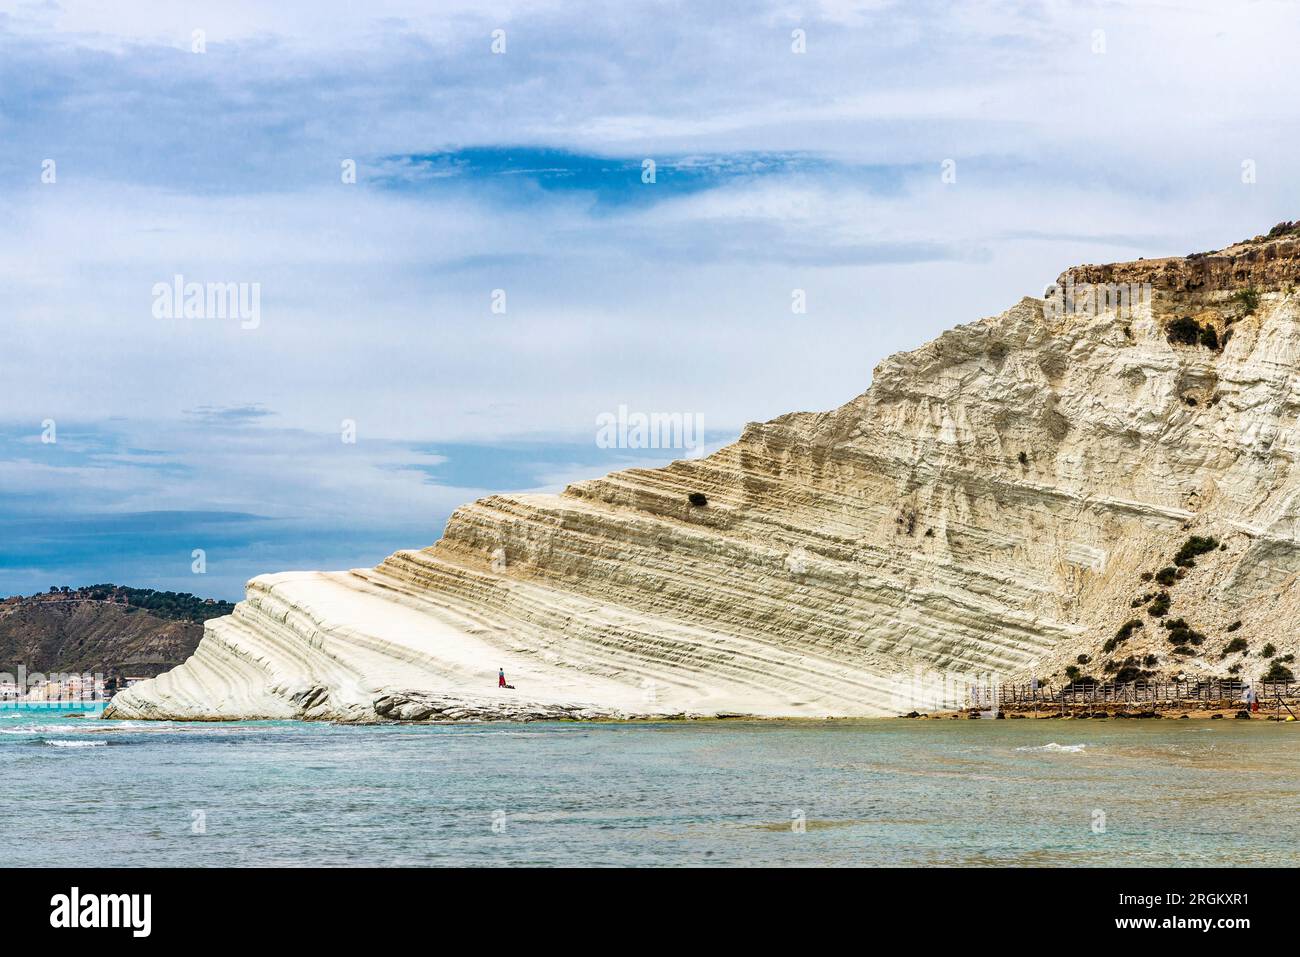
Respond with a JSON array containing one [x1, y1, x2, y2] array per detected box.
[[1162, 619, 1205, 645], [1233, 287, 1260, 316], [1104, 619, 1143, 653], [1221, 636, 1248, 659], [1262, 661, 1294, 682], [1147, 592, 1171, 617], [34, 583, 235, 623], [1173, 536, 1219, 568]]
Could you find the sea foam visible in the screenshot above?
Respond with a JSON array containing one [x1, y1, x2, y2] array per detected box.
[[41, 739, 108, 748]]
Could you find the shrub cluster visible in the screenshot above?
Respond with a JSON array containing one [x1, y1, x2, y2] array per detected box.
[[1103, 619, 1143, 654], [1262, 661, 1294, 682], [31, 584, 233, 622], [1114, 664, 1151, 683], [1173, 536, 1219, 568], [1163, 618, 1205, 648], [1063, 668, 1099, 688], [1220, 636, 1248, 659], [1103, 656, 1152, 683], [1147, 591, 1171, 617]]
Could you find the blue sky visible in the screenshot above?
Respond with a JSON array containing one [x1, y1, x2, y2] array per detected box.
[[2, 0, 1298, 599]]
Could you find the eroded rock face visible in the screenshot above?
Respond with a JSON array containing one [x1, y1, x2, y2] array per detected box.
[[104, 225, 1300, 722], [369, 692, 663, 723]]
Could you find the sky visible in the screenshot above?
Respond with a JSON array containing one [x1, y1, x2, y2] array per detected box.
[[1, 0, 1298, 599]]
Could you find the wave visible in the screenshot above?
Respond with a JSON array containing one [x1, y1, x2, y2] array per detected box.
[[1, 724, 117, 735], [41, 739, 108, 748], [3, 721, 287, 737], [1015, 742, 1087, 753]]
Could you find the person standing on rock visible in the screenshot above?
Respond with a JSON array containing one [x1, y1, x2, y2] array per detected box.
[[498, 668, 514, 690]]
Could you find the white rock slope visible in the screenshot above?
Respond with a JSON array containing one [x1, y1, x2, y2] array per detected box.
[[106, 225, 1300, 721]]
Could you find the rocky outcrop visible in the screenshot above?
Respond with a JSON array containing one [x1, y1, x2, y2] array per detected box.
[[1064, 222, 1300, 293], [105, 224, 1300, 722]]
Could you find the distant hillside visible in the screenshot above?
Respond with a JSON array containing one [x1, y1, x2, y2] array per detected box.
[[0, 586, 234, 677]]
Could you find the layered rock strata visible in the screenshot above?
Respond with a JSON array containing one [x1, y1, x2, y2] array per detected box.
[[106, 224, 1300, 721]]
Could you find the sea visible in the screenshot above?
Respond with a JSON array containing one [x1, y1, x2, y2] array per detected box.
[[3, 704, 1296, 867]]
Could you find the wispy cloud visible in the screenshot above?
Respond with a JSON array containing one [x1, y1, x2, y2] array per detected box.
[[183, 404, 276, 425]]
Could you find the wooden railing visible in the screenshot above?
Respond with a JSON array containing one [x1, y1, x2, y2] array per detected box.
[[970, 679, 1299, 708]]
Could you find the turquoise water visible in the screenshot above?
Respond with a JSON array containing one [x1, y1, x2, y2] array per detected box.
[[3, 706, 1296, 867]]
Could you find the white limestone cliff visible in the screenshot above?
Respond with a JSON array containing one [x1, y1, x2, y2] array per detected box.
[[105, 225, 1300, 721]]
